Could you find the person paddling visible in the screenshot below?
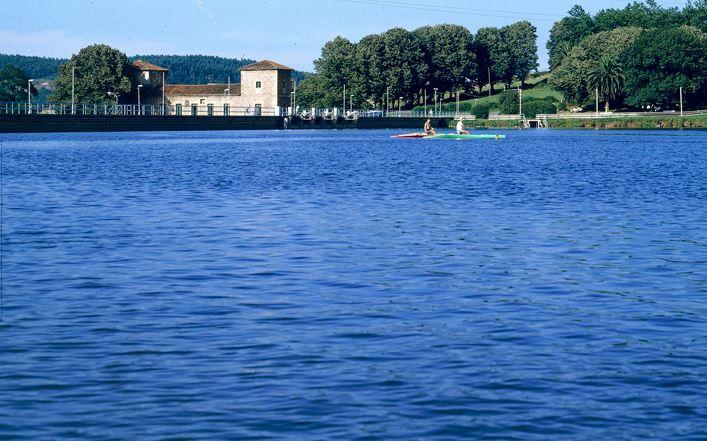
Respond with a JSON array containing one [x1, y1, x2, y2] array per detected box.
[[456, 118, 469, 135], [423, 119, 436, 135]]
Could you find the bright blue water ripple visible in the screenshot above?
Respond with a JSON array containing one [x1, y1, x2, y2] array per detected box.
[[1, 129, 706, 439]]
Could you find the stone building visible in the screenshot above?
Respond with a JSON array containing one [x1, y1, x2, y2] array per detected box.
[[159, 59, 294, 115], [132, 60, 168, 106]]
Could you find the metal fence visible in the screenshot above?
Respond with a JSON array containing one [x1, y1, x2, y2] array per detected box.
[[1, 101, 478, 119], [0, 102, 280, 117]]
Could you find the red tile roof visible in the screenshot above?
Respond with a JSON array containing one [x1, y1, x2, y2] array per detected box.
[[133, 59, 168, 72], [241, 59, 294, 71], [165, 83, 241, 96]]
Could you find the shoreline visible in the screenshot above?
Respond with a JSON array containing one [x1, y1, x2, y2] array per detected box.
[[462, 114, 707, 130]]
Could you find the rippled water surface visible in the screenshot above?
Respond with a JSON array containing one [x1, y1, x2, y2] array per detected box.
[[1, 129, 706, 439]]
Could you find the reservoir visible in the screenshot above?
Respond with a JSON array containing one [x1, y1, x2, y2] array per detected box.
[[1, 129, 705, 439]]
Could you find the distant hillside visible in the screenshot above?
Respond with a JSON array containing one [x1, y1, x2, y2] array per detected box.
[[0, 54, 66, 80], [0, 53, 309, 84]]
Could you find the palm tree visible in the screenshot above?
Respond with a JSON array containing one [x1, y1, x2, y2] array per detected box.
[[588, 55, 625, 112]]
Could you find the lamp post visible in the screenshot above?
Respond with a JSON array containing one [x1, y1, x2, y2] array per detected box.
[[27, 79, 33, 114], [433, 88, 438, 115], [343, 84, 346, 114], [290, 91, 295, 116], [71, 65, 76, 115], [518, 86, 522, 116], [162, 71, 167, 115], [137, 84, 143, 115], [107, 91, 118, 107], [398, 97, 402, 116], [386, 86, 389, 116], [679, 86, 683, 116], [350, 94, 353, 113], [424, 89, 427, 115], [595, 88, 599, 117]]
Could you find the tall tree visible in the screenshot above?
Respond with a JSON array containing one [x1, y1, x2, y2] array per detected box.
[[313, 36, 356, 108], [504, 21, 539, 87], [621, 26, 707, 109], [52, 44, 135, 103], [475, 27, 509, 93], [414, 24, 475, 96], [380, 28, 427, 108], [549, 27, 642, 105], [588, 55, 625, 111], [0, 65, 37, 101], [547, 5, 595, 70], [353, 33, 386, 108]]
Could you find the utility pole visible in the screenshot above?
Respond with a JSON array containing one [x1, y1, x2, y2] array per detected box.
[[424, 89, 427, 115], [71, 65, 76, 115], [456, 90, 460, 114], [162, 71, 165, 116], [595, 88, 599, 117], [386, 86, 389, 116], [433, 88, 438, 116], [679, 86, 683, 116], [350, 94, 353, 112], [488, 65, 492, 97], [398, 96, 402, 116], [137, 84, 143, 115], [27, 79, 33, 114], [343, 84, 346, 114], [518, 86, 522, 116]]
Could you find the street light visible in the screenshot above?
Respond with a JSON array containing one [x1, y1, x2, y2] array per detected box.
[[398, 96, 402, 116], [350, 94, 353, 112], [290, 91, 295, 116], [433, 88, 438, 115], [71, 65, 75, 115], [27, 79, 34, 114], [137, 84, 143, 115]]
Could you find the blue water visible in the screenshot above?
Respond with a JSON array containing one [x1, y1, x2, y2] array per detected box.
[[1, 129, 706, 439]]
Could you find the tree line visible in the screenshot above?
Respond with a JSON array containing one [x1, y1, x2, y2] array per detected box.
[[0, 51, 308, 103], [296, 22, 538, 109], [548, 1, 707, 110]]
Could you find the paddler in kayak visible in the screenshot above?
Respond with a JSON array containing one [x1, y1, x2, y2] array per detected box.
[[456, 118, 469, 135], [423, 119, 436, 135]]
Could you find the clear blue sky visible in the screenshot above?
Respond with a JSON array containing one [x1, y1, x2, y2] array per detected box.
[[1, 0, 688, 71]]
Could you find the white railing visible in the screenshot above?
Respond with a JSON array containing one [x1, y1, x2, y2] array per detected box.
[[537, 110, 706, 119], [0, 102, 279, 117]]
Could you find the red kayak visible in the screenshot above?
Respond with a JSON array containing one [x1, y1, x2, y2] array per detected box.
[[391, 132, 427, 139]]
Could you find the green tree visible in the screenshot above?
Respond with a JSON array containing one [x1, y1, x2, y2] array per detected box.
[[547, 5, 595, 70], [380, 28, 428, 108], [414, 24, 475, 96], [474, 27, 510, 93], [52, 44, 135, 103], [594, 0, 683, 33], [504, 20, 539, 87], [0, 65, 37, 101], [353, 33, 386, 108], [621, 26, 707, 109], [588, 55, 625, 111], [313, 36, 356, 108], [549, 27, 642, 105], [683, 0, 707, 32], [295, 74, 329, 108]]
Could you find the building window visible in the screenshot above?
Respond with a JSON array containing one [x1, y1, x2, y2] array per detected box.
[[175, 104, 182, 115], [191, 104, 198, 116], [255, 81, 261, 89], [207, 104, 214, 116], [143, 72, 149, 81], [224, 104, 230, 116], [254, 104, 262, 116], [200, 99, 206, 104]]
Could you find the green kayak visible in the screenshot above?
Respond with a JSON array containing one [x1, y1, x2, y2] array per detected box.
[[424, 133, 506, 140]]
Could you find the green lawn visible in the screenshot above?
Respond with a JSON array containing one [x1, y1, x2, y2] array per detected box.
[[456, 72, 563, 109]]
